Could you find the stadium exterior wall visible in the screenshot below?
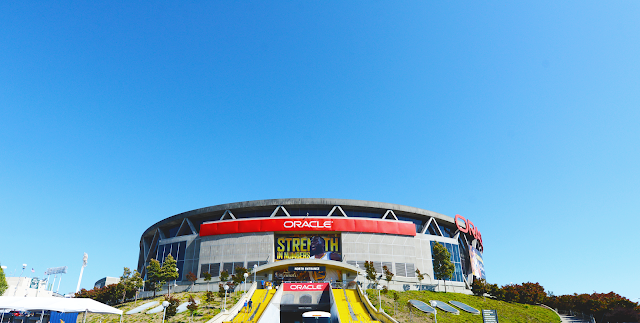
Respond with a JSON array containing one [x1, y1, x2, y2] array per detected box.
[[137, 199, 484, 293]]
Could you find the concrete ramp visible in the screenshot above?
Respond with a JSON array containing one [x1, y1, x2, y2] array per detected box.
[[232, 289, 276, 323]]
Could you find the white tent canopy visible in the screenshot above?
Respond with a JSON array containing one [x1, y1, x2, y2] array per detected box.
[[0, 297, 122, 315]]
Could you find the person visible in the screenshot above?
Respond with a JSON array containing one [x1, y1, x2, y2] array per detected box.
[[308, 236, 342, 261], [248, 299, 253, 312], [243, 300, 248, 313], [261, 279, 265, 289]]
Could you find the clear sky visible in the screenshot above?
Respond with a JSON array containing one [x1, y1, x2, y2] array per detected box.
[[1, 1, 638, 300]]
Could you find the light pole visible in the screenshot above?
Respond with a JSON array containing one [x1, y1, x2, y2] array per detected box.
[[355, 264, 360, 286], [377, 284, 382, 312], [161, 301, 170, 323], [253, 264, 257, 285], [223, 284, 229, 312], [243, 273, 249, 293], [76, 253, 88, 293], [429, 301, 438, 323], [13, 264, 26, 296]]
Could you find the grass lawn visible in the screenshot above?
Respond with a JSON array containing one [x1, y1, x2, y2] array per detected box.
[[76, 291, 242, 323], [366, 289, 561, 323], [75, 289, 560, 323]]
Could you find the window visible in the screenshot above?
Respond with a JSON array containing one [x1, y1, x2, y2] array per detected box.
[[395, 263, 406, 277], [438, 225, 455, 238], [396, 216, 426, 233], [157, 241, 187, 281], [200, 263, 220, 278], [430, 241, 463, 282], [342, 210, 383, 218], [247, 261, 267, 270], [283, 209, 332, 216], [394, 263, 416, 277], [222, 263, 234, 276], [222, 262, 245, 275], [372, 262, 382, 273], [382, 262, 392, 274], [426, 221, 440, 236], [168, 226, 179, 238], [200, 264, 209, 278]]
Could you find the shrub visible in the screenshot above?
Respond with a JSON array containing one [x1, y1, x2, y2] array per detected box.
[[471, 278, 489, 297], [501, 284, 520, 302], [205, 291, 215, 302], [164, 294, 180, 318], [518, 282, 546, 304]]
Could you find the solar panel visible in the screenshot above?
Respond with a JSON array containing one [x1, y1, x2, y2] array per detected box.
[[408, 300, 436, 314], [429, 300, 460, 315], [449, 300, 480, 315]]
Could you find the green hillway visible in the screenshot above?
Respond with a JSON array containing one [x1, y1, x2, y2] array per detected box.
[[367, 289, 561, 323], [76, 289, 561, 323]]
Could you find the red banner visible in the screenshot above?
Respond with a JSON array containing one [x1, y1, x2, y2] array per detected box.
[[199, 217, 416, 237], [283, 282, 330, 292]]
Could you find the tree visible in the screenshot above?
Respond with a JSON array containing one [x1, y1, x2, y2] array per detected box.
[[160, 254, 179, 296], [146, 259, 164, 297], [383, 265, 394, 290], [186, 272, 197, 291], [119, 267, 143, 303], [231, 266, 248, 293], [415, 268, 425, 291], [392, 291, 400, 316], [0, 265, 8, 296], [220, 270, 229, 283], [364, 261, 377, 288], [518, 282, 546, 304], [203, 272, 212, 292], [218, 270, 230, 298], [431, 242, 454, 292], [187, 294, 199, 323], [471, 278, 489, 297], [501, 284, 520, 302]]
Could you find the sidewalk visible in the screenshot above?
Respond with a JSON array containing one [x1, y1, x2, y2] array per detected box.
[[559, 314, 592, 323]]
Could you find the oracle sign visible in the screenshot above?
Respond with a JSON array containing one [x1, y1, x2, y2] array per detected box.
[[199, 217, 416, 237], [454, 214, 483, 249], [283, 220, 332, 229], [283, 283, 329, 292]]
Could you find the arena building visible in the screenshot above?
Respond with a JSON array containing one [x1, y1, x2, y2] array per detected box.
[[136, 198, 485, 293]]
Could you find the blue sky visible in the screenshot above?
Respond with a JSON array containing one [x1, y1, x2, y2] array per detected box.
[[1, 1, 638, 300]]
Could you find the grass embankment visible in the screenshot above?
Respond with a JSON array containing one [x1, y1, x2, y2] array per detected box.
[[366, 289, 561, 323], [76, 291, 241, 323]]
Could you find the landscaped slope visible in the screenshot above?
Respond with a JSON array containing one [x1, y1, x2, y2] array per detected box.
[[76, 291, 240, 323], [366, 289, 561, 323]]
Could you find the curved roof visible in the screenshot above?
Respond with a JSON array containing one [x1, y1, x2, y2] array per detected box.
[[141, 198, 454, 238]]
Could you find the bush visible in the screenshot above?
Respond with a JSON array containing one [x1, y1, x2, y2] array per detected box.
[[487, 283, 503, 300], [164, 294, 180, 318], [518, 282, 546, 304], [545, 291, 640, 321], [75, 284, 125, 305], [471, 278, 489, 297], [205, 291, 215, 302], [501, 284, 520, 302]]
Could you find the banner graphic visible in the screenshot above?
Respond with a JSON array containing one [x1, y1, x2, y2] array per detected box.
[[275, 234, 341, 261]]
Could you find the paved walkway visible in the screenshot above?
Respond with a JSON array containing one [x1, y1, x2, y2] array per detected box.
[[559, 314, 592, 323]]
